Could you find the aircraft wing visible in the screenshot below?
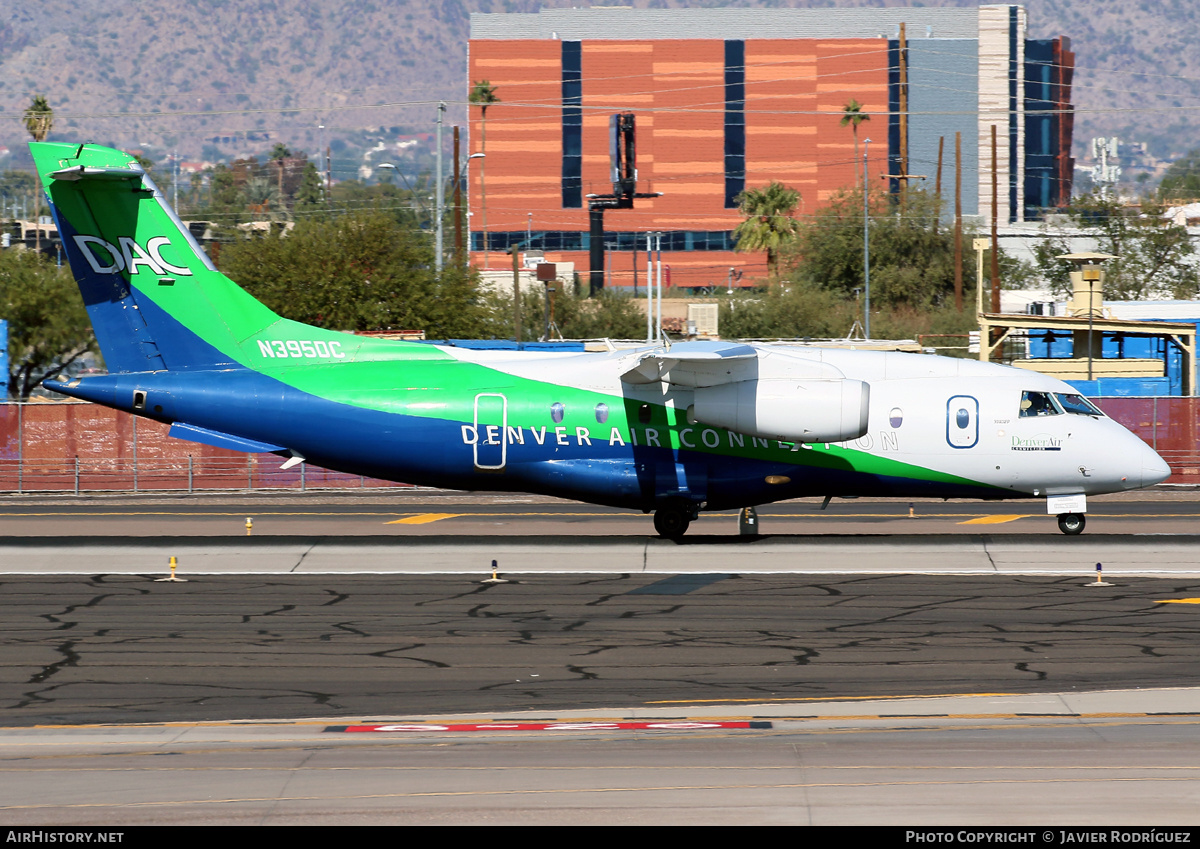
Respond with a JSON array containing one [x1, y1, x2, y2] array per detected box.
[[620, 341, 845, 387], [620, 341, 759, 387]]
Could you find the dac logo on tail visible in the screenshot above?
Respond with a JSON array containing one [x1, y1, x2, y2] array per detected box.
[[73, 235, 192, 277]]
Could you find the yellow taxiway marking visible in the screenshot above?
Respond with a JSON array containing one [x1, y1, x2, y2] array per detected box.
[[386, 513, 465, 525], [1155, 598, 1200, 604], [957, 514, 1033, 525], [647, 692, 1017, 705]]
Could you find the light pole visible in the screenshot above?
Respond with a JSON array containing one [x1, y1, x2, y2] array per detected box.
[[863, 138, 872, 339], [378, 162, 428, 220]]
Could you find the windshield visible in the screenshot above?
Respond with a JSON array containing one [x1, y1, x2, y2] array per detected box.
[[1019, 390, 1059, 417], [1055, 393, 1104, 417]]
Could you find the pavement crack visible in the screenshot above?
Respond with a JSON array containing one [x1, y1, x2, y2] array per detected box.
[[40, 593, 119, 631], [290, 541, 319, 573], [240, 604, 296, 623], [981, 535, 999, 571], [320, 590, 350, 606], [367, 645, 449, 667], [29, 640, 80, 685], [319, 622, 369, 640], [619, 604, 683, 618], [416, 584, 499, 606], [1014, 661, 1048, 681]]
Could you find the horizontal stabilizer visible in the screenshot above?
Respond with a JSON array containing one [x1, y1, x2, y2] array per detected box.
[[168, 422, 286, 454], [49, 164, 146, 183]]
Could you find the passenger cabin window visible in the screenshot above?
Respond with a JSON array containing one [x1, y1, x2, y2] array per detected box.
[[1019, 390, 1059, 418]]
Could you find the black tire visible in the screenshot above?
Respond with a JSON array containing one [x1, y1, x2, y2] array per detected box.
[[1057, 513, 1086, 535], [653, 505, 691, 539]]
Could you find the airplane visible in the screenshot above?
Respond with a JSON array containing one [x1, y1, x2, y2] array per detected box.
[[29, 141, 1171, 537]]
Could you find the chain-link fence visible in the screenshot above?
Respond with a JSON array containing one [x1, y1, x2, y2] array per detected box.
[[0, 402, 410, 493], [1, 399, 1197, 493]]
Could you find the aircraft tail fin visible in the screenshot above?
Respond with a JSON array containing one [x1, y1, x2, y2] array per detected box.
[[30, 142, 280, 373]]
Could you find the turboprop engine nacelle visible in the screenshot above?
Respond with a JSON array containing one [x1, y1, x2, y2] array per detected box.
[[691, 378, 870, 443]]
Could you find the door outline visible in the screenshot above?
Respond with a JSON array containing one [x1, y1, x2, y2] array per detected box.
[[473, 393, 508, 470], [946, 395, 979, 449]]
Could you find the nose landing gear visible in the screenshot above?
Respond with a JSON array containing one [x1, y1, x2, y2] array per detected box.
[[1057, 512, 1086, 535]]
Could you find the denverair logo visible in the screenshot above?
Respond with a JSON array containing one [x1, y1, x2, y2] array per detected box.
[[1011, 433, 1063, 451], [72, 236, 192, 277]]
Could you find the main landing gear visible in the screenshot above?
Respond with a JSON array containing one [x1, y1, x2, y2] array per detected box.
[[1057, 513, 1086, 535], [653, 499, 699, 539]]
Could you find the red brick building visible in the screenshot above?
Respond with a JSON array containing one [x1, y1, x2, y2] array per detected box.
[[467, 7, 1072, 292]]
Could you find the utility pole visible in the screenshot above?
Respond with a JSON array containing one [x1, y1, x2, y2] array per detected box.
[[934, 136, 943, 235], [990, 124, 1001, 316], [898, 22, 909, 206], [953, 132, 963, 312], [510, 243, 523, 346], [453, 126, 463, 266], [435, 102, 445, 273], [863, 138, 872, 340]]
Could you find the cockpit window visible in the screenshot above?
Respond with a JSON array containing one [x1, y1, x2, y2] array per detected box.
[[1055, 393, 1104, 417], [1019, 390, 1060, 418]]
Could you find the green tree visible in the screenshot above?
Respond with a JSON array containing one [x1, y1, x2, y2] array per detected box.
[[22, 95, 54, 252], [493, 285, 646, 342], [718, 281, 853, 340], [469, 80, 500, 265], [1159, 149, 1200, 200], [716, 281, 979, 350], [207, 163, 244, 216], [1033, 193, 1200, 300], [787, 187, 976, 310], [733, 181, 801, 279], [295, 161, 325, 213], [0, 248, 94, 399], [22, 95, 53, 144], [244, 175, 283, 220], [840, 99, 870, 188], [219, 210, 487, 338], [0, 171, 37, 212]]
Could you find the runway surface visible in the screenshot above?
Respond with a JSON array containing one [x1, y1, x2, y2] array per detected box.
[[1, 489, 1200, 537], [8, 572, 1200, 727], [4, 692, 1200, 825], [4, 491, 1200, 824]]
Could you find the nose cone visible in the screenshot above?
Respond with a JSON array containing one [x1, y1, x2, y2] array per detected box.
[[1142, 445, 1172, 488]]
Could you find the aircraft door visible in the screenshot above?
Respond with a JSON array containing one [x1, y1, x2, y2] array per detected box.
[[946, 395, 979, 449], [473, 393, 508, 471]]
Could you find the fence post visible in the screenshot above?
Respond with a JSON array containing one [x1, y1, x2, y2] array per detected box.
[[132, 415, 138, 492], [74, 456, 79, 495], [247, 454, 252, 491], [300, 461, 306, 493], [17, 402, 22, 493], [188, 455, 193, 494]]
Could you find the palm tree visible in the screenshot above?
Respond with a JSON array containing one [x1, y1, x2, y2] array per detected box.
[[23, 95, 54, 252], [840, 99, 870, 188], [733, 182, 801, 279], [244, 176, 284, 222], [469, 80, 499, 267], [268, 143, 293, 214]]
